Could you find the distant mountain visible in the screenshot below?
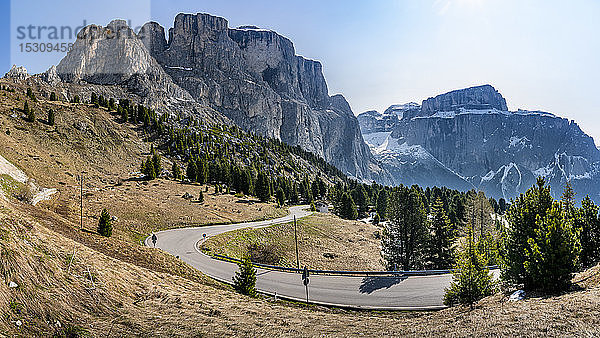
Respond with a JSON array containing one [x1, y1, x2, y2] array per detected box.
[[358, 85, 600, 202], [55, 14, 388, 182]]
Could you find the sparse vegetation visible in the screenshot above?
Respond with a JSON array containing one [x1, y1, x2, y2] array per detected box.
[[233, 254, 257, 297], [48, 109, 55, 126], [97, 208, 112, 237], [23, 100, 35, 122]]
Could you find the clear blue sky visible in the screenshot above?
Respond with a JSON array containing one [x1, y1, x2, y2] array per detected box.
[[3, 0, 600, 143]]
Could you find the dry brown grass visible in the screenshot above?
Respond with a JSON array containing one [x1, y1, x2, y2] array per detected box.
[[0, 79, 285, 245], [2, 198, 600, 337], [202, 212, 384, 271], [1, 80, 600, 337]]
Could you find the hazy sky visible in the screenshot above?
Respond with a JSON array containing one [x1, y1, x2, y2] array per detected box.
[[3, 0, 600, 143]]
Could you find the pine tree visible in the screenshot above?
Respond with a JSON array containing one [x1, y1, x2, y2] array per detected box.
[[376, 190, 389, 220], [289, 183, 299, 204], [255, 171, 271, 202], [142, 157, 156, 180], [501, 177, 553, 288], [198, 190, 204, 204], [23, 101, 35, 122], [579, 196, 600, 268], [381, 187, 428, 270], [49, 92, 57, 101], [172, 162, 182, 181], [233, 255, 257, 297], [339, 192, 358, 220], [151, 153, 161, 178], [196, 159, 208, 184], [561, 181, 576, 221], [427, 197, 455, 269], [97, 208, 112, 237], [276, 187, 285, 207], [352, 185, 369, 216], [444, 224, 496, 306], [524, 202, 579, 293], [47, 109, 55, 126], [186, 160, 197, 182]]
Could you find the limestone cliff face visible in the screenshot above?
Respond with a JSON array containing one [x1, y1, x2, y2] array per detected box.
[[55, 19, 216, 121], [421, 85, 508, 115], [55, 14, 378, 180], [139, 13, 375, 179], [360, 85, 600, 202]]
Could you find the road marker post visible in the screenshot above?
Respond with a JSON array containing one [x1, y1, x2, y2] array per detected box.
[[302, 265, 309, 303]]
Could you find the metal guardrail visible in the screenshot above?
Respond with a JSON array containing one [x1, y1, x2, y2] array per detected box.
[[210, 253, 500, 276]]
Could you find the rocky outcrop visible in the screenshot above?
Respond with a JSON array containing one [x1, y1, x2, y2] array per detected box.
[[54, 14, 378, 180], [41, 65, 61, 85], [56, 19, 222, 123], [357, 103, 420, 134], [360, 85, 600, 202], [421, 85, 508, 115], [4, 65, 29, 80], [139, 13, 375, 179]]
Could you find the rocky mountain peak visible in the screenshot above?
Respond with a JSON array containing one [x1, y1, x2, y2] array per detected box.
[[359, 86, 600, 202], [421, 84, 508, 115], [52, 13, 383, 181], [57, 19, 158, 84], [138, 22, 168, 56], [4, 65, 29, 80]]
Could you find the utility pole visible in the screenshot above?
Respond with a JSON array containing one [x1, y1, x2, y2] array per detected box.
[[294, 215, 300, 269], [80, 173, 84, 231]]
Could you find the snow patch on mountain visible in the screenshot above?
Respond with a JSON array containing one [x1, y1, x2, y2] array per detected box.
[[509, 136, 532, 149], [533, 165, 554, 178]]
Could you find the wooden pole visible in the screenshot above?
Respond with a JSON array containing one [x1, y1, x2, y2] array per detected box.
[[80, 174, 83, 231], [294, 215, 299, 269]]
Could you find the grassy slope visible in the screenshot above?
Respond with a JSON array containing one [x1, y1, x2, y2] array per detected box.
[[202, 212, 384, 271], [2, 198, 600, 337], [0, 80, 599, 336], [0, 81, 285, 244]]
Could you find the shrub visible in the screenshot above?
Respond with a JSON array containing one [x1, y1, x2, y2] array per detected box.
[[13, 183, 33, 204], [444, 226, 496, 306], [247, 243, 282, 265], [233, 254, 256, 297], [97, 209, 112, 237], [524, 202, 579, 293]]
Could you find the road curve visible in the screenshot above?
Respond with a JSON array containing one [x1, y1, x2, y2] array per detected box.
[[146, 205, 453, 310]]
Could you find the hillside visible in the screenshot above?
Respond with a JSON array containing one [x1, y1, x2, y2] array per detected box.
[[2, 195, 600, 336], [0, 75, 599, 336], [202, 212, 384, 271]]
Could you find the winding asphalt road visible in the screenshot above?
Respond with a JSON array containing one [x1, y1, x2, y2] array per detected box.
[[146, 205, 454, 310]]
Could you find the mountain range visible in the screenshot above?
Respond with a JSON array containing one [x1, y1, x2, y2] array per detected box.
[[12, 12, 600, 202], [54, 15, 389, 183], [358, 85, 600, 202]]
